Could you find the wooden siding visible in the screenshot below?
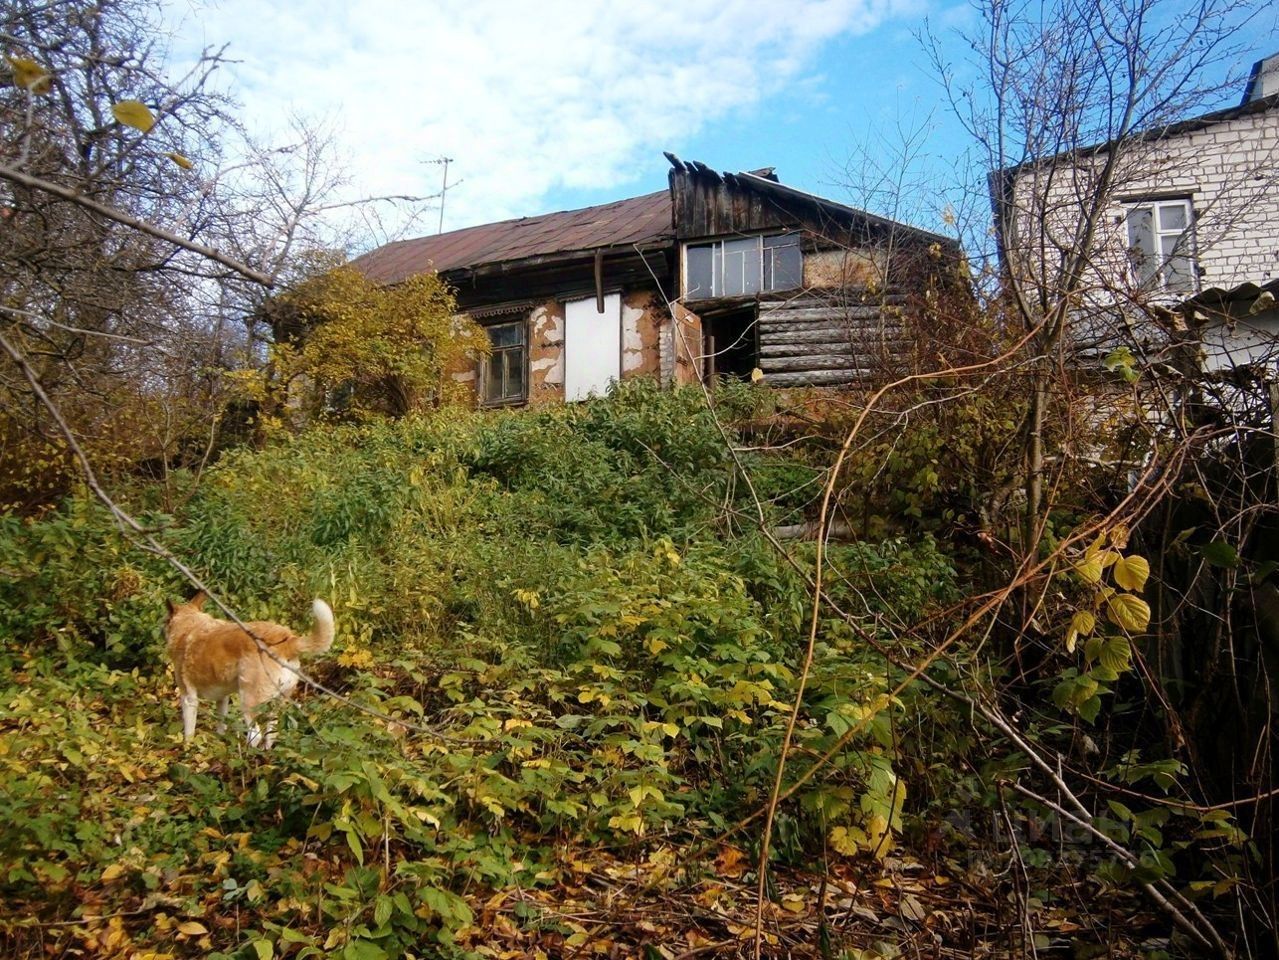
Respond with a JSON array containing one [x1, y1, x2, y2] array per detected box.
[[756, 295, 910, 387]]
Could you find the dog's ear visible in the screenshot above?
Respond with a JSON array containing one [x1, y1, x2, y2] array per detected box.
[[190, 590, 208, 610], [165, 598, 176, 618]]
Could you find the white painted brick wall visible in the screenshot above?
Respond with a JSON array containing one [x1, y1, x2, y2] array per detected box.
[[1008, 105, 1279, 298]]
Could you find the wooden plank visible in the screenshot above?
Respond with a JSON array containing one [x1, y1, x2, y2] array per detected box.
[[760, 354, 872, 372]]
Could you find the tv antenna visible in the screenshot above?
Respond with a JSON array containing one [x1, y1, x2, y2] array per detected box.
[[424, 157, 461, 234]]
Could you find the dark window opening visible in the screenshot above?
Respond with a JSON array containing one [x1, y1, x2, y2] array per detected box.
[[703, 308, 759, 381], [481, 318, 527, 405]]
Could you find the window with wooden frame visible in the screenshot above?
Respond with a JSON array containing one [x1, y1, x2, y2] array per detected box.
[[1124, 198, 1197, 295], [480, 318, 527, 406], [683, 232, 803, 300]]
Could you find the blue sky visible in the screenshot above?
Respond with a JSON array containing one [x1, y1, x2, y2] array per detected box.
[[161, 1, 1275, 251]]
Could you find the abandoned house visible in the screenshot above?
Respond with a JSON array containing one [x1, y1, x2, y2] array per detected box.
[[352, 155, 959, 406], [992, 52, 1279, 372]]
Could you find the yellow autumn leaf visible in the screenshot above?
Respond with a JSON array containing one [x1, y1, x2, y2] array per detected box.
[[176, 921, 208, 936], [100, 862, 126, 882], [781, 894, 808, 914], [165, 152, 194, 170], [112, 99, 156, 133], [1076, 538, 1119, 584], [7, 55, 52, 93], [829, 825, 864, 856], [1106, 593, 1151, 633], [864, 813, 894, 858], [1112, 554, 1150, 592], [1066, 610, 1096, 654]]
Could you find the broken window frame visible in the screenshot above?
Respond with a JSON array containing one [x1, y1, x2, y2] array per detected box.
[[479, 317, 528, 407], [1124, 198, 1198, 295], [683, 232, 803, 300]]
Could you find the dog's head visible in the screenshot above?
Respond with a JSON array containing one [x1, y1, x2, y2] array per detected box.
[[165, 590, 208, 624]]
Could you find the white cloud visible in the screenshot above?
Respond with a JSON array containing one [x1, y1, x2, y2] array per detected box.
[[163, 0, 912, 245]]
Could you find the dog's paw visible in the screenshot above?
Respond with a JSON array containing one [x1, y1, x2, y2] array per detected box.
[[245, 726, 264, 749]]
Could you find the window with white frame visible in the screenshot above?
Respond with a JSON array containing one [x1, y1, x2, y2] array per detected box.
[[480, 318, 527, 405], [1124, 199, 1197, 295], [684, 232, 802, 300]]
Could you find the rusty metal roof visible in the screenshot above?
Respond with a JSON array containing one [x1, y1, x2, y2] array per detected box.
[[352, 189, 673, 284]]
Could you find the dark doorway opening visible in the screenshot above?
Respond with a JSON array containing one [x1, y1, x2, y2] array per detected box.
[[703, 307, 758, 381]]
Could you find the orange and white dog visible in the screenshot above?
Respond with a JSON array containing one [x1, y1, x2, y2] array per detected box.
[[165, 591, 334, 748]]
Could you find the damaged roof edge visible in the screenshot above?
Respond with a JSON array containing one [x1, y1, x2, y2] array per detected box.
[[734, 171, 958, 249], [663, 151, 955, 248]]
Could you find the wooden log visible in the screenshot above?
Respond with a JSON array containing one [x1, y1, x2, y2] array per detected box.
[[762, 327, 905, 345], [757, 307, 900, 324], [760, 354, 872, 372], [761, 342, 906, 361], [759, 320, 903, 337], [759, 369, 869, 387]]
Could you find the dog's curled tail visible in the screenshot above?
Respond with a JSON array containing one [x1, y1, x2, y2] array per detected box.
[[303, 599, 335, 654]]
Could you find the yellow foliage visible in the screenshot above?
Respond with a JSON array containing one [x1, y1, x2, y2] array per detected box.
[[259, 265, 486, 424]]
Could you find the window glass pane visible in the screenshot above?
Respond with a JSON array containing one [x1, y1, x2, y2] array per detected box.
[[484, 352, 504, 403], [1126, 207, 1156, 288], [685, 244, 713, 299], [722, 237, 761, 296], [488, 321, 523, 347], [1163, 255, 1195, 293], [1158, 233, 1183, 258], [1126, 207, 1154, 254], [1158, 203, 1187, 232], [764, 235, 803, 291], [504, 348, 525, 400]]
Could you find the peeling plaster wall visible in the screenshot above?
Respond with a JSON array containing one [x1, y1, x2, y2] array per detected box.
[[457, 285, 671, 408], [448, 315, 479, 405], [803, 248, 886, 290], [621, 290, 663, 379], [528, 300, 566, 404]]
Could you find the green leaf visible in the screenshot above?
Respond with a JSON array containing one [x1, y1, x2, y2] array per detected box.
[[1112, 555, 1149, 591], [373, 894, 392, 928], [1097, 635, 1132, 675], [1106, 594, 1151, 633], [111, 99, 156, 133], [1200, 540, 1239, 568], [251, 940, 273, 960], [1077, 693, 1102, 724], [165, 151, 194, 170]]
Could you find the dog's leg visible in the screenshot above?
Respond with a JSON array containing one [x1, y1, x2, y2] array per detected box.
[[240, 692, 275, 750], [216, 697, 230, 734], [181, 691, 199, 741]]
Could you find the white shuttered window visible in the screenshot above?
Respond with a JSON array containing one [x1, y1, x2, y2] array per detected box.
[[564, 293, 621, 402]]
